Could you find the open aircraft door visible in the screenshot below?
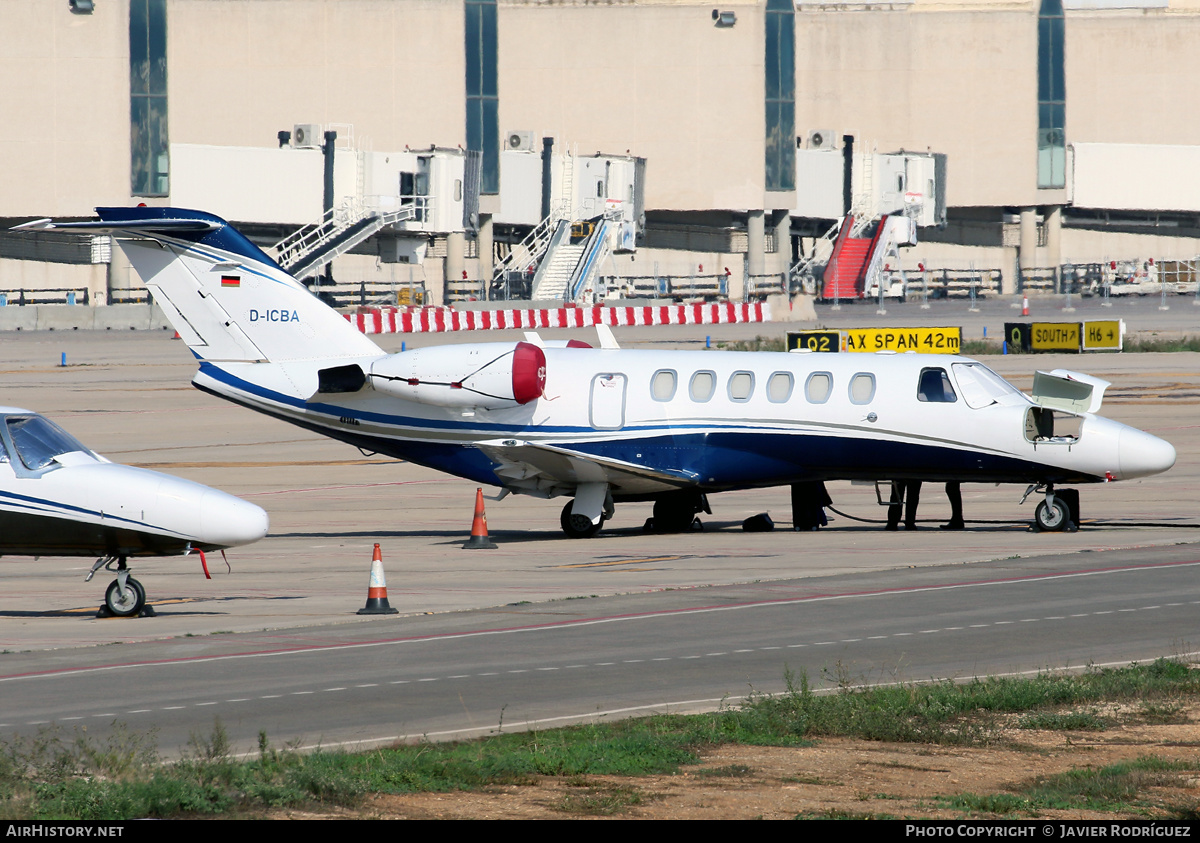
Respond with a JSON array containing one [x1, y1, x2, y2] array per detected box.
[[1031, 369, 1110, 414], [1025, 369, 1111, 449]]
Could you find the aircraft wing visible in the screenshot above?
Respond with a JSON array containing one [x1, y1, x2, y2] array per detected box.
[[475, 439, 698, 497]]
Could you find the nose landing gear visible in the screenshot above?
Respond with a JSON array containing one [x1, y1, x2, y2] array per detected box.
[[1022, 485, 1079, 533], [87, 556, 154, 618]]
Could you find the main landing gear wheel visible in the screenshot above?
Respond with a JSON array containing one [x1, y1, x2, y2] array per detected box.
[[1034, 497, 1070, 532], [561, 502, 603, 539], [104, 577, 146, 617]]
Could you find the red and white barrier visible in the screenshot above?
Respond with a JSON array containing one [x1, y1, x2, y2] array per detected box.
[[345, 302, 772, 335]]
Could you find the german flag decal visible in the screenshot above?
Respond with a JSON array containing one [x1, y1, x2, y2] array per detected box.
[[221, 275, 241, 288]]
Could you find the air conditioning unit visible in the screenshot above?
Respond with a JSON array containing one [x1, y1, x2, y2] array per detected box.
[[505, 130, 535, 152], [807, 129, 837, 150], [292, 124, 322, 148]]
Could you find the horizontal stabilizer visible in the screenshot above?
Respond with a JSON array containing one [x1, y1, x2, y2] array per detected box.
[[15, 208, 382, 366]]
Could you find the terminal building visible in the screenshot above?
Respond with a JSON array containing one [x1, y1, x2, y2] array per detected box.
[[3, 0, 1199, 308]]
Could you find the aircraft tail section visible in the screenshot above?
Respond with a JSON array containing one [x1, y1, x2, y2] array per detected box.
[[96, 208, 382, 364]]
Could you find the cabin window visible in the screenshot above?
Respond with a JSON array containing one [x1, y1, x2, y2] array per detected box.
[[849, 373, 876, 405], [917, 368, 957, 403], [690, 371, 716, 402], [651, 370, 677, 402], [728, 371, 754, 402], [767, 372, 794, 403], [805, 372, 832, 404]]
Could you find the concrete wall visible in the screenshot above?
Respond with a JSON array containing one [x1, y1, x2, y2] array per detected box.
[[0, 0, 132, 217], [499, 1, 772, 211], [796, 7, 1037, 209], [170, 144, 335, 225], [0, 304, 172, 331], [1071, 144, 1200, 213], [0, 260, 108, 303], [169, 0, 464, 152]]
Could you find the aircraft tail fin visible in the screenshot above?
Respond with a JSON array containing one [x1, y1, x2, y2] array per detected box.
[[25, 208, 382, 364]]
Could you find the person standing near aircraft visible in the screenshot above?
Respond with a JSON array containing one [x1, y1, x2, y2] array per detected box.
[[885, 480, 921, 530], [790, 481, 831, 530], [941, 481, 965, 530]]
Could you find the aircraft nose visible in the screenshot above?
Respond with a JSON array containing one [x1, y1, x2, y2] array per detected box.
[[1118, 427, 1177, 479], [200, 489, 269, 548]]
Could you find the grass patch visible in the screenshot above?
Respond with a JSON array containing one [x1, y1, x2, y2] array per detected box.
[[555, 777, 659, 815], [1018, 711, 1107, 731], [795, 808, 900, 819], [945, 756, 1200, 817], [1023, 756, 1199, 812], [1123, 335, 1200, 353], [2, 659, 1197, 819], [942, 792, 1037, 816]]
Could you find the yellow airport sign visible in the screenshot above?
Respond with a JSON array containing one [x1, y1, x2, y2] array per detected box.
[[843, 327, 961, 353], [1082, 319, 1124, 351], [1031, 322, 1081, 352]]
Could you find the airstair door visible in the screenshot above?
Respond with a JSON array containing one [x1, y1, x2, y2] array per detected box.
[[590, 373, 627, 430]]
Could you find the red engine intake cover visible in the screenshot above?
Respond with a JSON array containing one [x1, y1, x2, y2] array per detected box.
[[511, 341, 547, 405]]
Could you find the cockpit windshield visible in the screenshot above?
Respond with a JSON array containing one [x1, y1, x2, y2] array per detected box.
[[951, 363, 1025, 410], [5, 415, 92, 471]]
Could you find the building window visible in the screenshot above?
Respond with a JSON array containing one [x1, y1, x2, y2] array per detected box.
[[465, 0, 499, 195], [1037, 0, 1065, 189], [130, 0, 168, 197], [765, 0, 796, 192]]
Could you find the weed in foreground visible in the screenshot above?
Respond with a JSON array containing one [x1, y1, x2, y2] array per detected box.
[[554, 777, 659, 816]]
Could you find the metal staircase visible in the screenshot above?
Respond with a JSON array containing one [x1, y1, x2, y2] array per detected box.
[[788, 217, 844, 295], [274, 199, 422, 282], [528, 215, 616, 303], [491, 147, 577, 290], [530, 222, 583, 300]]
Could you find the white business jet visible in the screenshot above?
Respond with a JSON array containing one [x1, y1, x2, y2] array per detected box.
[[15, 209, 1175, 538], [0, 406, 268, 616]]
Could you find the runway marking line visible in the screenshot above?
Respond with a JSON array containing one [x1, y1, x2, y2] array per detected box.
[[2, 558, 1198, 685]]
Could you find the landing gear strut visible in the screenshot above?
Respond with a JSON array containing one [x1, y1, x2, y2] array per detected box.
[[87, 556, 153, 618], [561, 502, 604, 539], [560, 486, 615, 539], [1022, 484, 1078, 533]]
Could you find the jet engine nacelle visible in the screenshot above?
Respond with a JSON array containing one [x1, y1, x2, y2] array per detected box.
[[368, 341, 546, 410]]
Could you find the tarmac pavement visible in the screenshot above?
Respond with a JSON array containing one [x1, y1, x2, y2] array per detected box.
[[0, 297, 1195, 652]]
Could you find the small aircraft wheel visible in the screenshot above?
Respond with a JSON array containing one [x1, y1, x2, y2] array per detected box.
[[561, 502, 602, 539], [105, 577, 146, 617], [1034, 498, 1070, 532]]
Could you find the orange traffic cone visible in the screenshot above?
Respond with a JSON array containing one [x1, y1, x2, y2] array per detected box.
[[463, 488, 498, 549], [1021, 295, 1030, 317], [357, 543, 399, 614]]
